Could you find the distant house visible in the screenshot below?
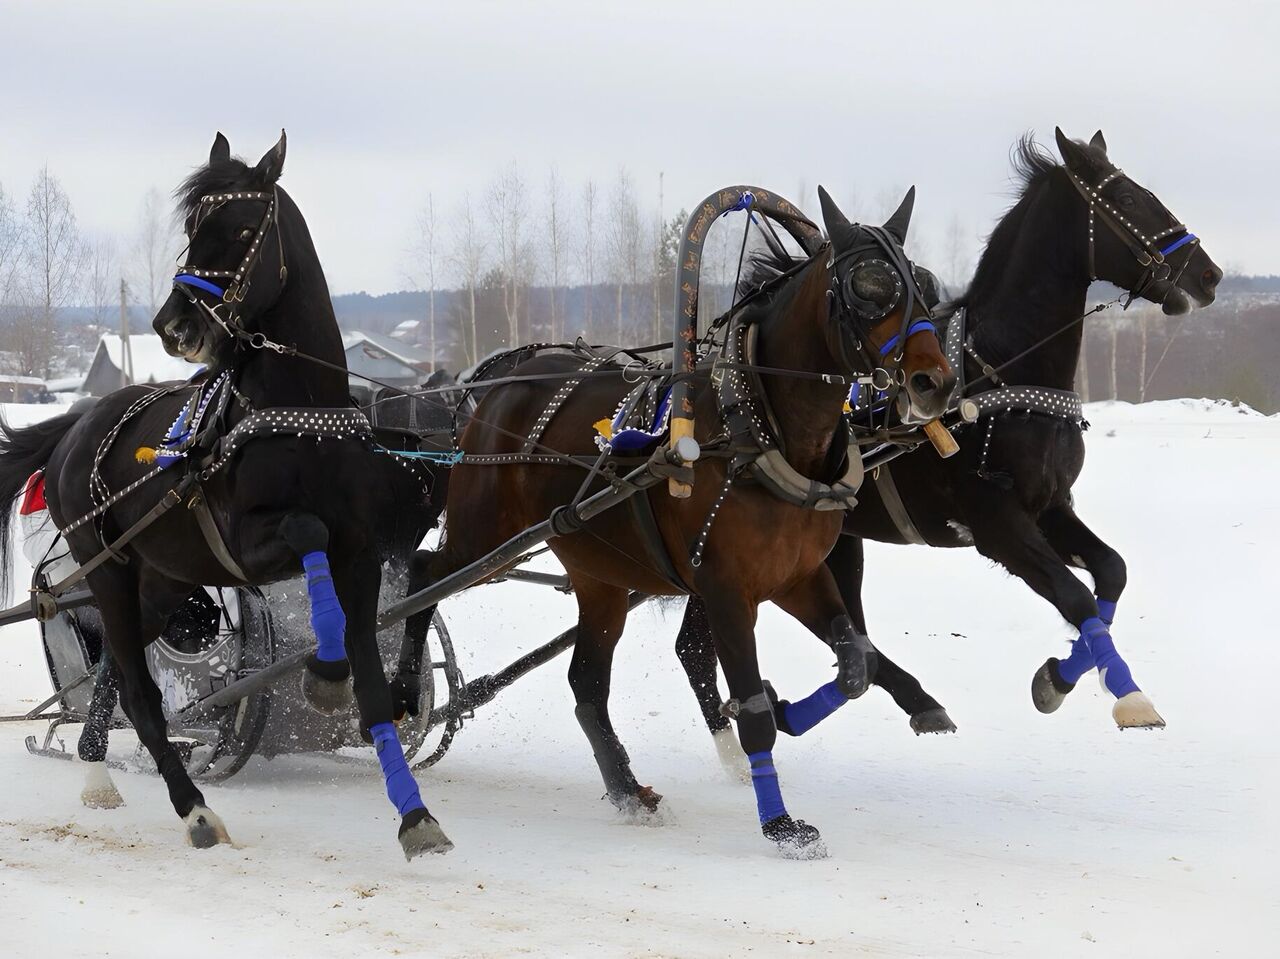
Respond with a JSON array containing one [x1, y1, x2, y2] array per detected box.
[[0, 374, 50, 403], [389, 318, 421, 342], [342, 331, 433, 388], [82, 334, 203, 396]]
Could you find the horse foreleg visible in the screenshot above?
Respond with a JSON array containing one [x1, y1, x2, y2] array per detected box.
[[968, 503, 1163, 729], [568, 575, 660, 815], [704, 586, 825, 858], [825, 535, 956, 734], [333, 550, 451, 859], [389, 549, 434, 722]]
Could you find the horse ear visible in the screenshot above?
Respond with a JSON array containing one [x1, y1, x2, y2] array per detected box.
[[882, 186, 916, 244], [253, 129, 287, 185], [210, 132, 231, 165], [1090, 129, 1108, 153], [1054, 126, 1090, 172], [818, 186, 853, 247]]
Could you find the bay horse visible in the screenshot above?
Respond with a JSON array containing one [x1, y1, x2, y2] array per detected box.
[[415, 187, 954, 856], [676, 128, 1222, 745], [0, 133, 451, 858]]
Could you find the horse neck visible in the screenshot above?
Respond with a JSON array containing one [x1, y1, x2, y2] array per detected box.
[[965, 172, 1091, 392], [755, 263, 847, 475], [227, 205, 349, 408]]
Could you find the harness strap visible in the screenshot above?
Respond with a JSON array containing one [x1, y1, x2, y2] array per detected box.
[[186, 487, 250, 583], [871, 463, 927, 545]]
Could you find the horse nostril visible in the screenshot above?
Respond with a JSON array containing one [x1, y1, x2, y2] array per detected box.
[[1202, 266, 1222, 294], [910, 371, 942, 397]]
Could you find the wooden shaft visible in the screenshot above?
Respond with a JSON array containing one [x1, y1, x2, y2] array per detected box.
[[667, 418, 694, 498]]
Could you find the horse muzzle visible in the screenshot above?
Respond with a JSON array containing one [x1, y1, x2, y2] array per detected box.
[[899, 368, 956, 422]]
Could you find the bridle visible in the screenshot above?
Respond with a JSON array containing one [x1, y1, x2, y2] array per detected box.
[[825, 224, 935, 394], [1065, 167, 1200, 308], [171, 188, 288, 348]]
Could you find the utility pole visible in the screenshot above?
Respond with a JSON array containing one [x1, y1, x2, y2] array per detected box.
[[119, 278, 134, 386]]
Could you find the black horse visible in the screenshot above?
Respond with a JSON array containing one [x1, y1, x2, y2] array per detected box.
[[0, 133, 451, 858], [676, 128, 1222, 747]]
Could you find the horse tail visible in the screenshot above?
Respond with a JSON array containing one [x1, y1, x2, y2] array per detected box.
[[0, 409, 86, 601]]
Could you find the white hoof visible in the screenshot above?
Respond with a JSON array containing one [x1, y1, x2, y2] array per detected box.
[[79, 759, 125, 810], [1113, 691, 1166, 729], [712, 725, 750, 783], [185, 805, 232, 848]]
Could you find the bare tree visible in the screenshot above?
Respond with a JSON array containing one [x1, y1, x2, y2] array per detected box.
[[449, 193, 486, 366], [87, 237, 116, 328], [1108, 319, 1119, 400], [406, 193, 439, 367], [943, 214, 971, 292], [131, 187, 177, 318], [606, 168, 642, 344], [581, 179, 598, 339], [488, 163, 533, 347], [545, 168, 566, 343], [0, 182, 23, 305], [18, 166, 85, 376], [1137, 313, 1149, 403]]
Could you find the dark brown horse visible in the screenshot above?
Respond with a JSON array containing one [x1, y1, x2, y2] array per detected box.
[[415, 188, 954, 856]]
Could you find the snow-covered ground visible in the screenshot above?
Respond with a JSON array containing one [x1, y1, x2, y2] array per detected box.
[[0, 399, 1276, 958]]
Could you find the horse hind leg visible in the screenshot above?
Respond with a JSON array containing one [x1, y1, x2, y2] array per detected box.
[[674, 597, 748, 782], [77, 648, 124, 809], [90, 565, 229, 846], [568, 575, 661, 816]]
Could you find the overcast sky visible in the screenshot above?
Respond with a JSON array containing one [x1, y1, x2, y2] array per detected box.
[[2, 0, 1276, 295]]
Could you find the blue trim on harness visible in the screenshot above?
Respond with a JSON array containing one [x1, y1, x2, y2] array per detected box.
[[782, 680, 848, 736], [370, 722, 426, 816], [1158, 233, 1196, 256], [607, 387, 673, 452], [302, 551, 346, 662], [173, 273, 226, 298], [879, 318, 936, 357], [748, 750, 786, 823]]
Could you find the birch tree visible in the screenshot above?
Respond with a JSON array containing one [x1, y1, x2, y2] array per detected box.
[[545, 168, 567, 343], [132, 187, 177, 317], [449, 193, 486, 366], [488, 164, 532, 347], [21, 166, 84, 375], [581, 179, 597, 338]]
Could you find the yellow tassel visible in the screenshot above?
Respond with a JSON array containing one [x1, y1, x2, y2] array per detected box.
[[135, 447, 158, 464], [593, 418, 615, 441], [842, 400, 852, 413]]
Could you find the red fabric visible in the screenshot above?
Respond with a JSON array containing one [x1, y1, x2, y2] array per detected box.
[[19, 472, 47, 515]]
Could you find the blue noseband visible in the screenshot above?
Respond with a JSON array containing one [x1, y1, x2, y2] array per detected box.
[[1158, 233, 1197, 257], [173, 273, 226, 298], [879, 318, 936, 357]]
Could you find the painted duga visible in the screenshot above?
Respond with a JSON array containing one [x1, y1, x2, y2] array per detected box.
[[0, 133, 449, 860], [675, 128, 1222, 755]]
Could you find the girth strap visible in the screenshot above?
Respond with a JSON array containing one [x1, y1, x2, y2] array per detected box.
[[871, 462, 926, 545], [186, 486, 250, 583]]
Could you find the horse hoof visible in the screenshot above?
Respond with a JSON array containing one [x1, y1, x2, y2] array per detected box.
[[1032, 658, 1075, 714], [712, 726, 750, 783], [1113, 691, 1166, 729], [185, 806, 231, 848], [910, 707, 957, 735], [762, 815, 828, 860], [301, 655, 353, 715], [398, 808, 454, 860], [79, 760, 125, 809]]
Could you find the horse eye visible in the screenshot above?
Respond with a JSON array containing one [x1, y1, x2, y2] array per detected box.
[[239, 228, 255, 242], [1118, 193, 1136, 209]]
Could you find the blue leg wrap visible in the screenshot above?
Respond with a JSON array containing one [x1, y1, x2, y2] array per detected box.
[[371, 722, 426, 816], [1097, 598, 1117, 626], [1057, 630, 1095, 685], [1080, 616, 1140, 699], [748, 751, 787, 823], [302, 551, 346, 662], [782, 681, 848, 736]]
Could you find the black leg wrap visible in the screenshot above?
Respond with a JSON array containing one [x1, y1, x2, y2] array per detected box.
[[832, 615, 877, 699], [732, 691, 778, 754], [575, 703, 641, 805], [762, 680, 797, 737], [278, 512, 329, 556]]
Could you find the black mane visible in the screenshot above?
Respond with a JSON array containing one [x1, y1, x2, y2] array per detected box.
[[735, 246, 810, 300], [958, 135, 1064, 308]]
